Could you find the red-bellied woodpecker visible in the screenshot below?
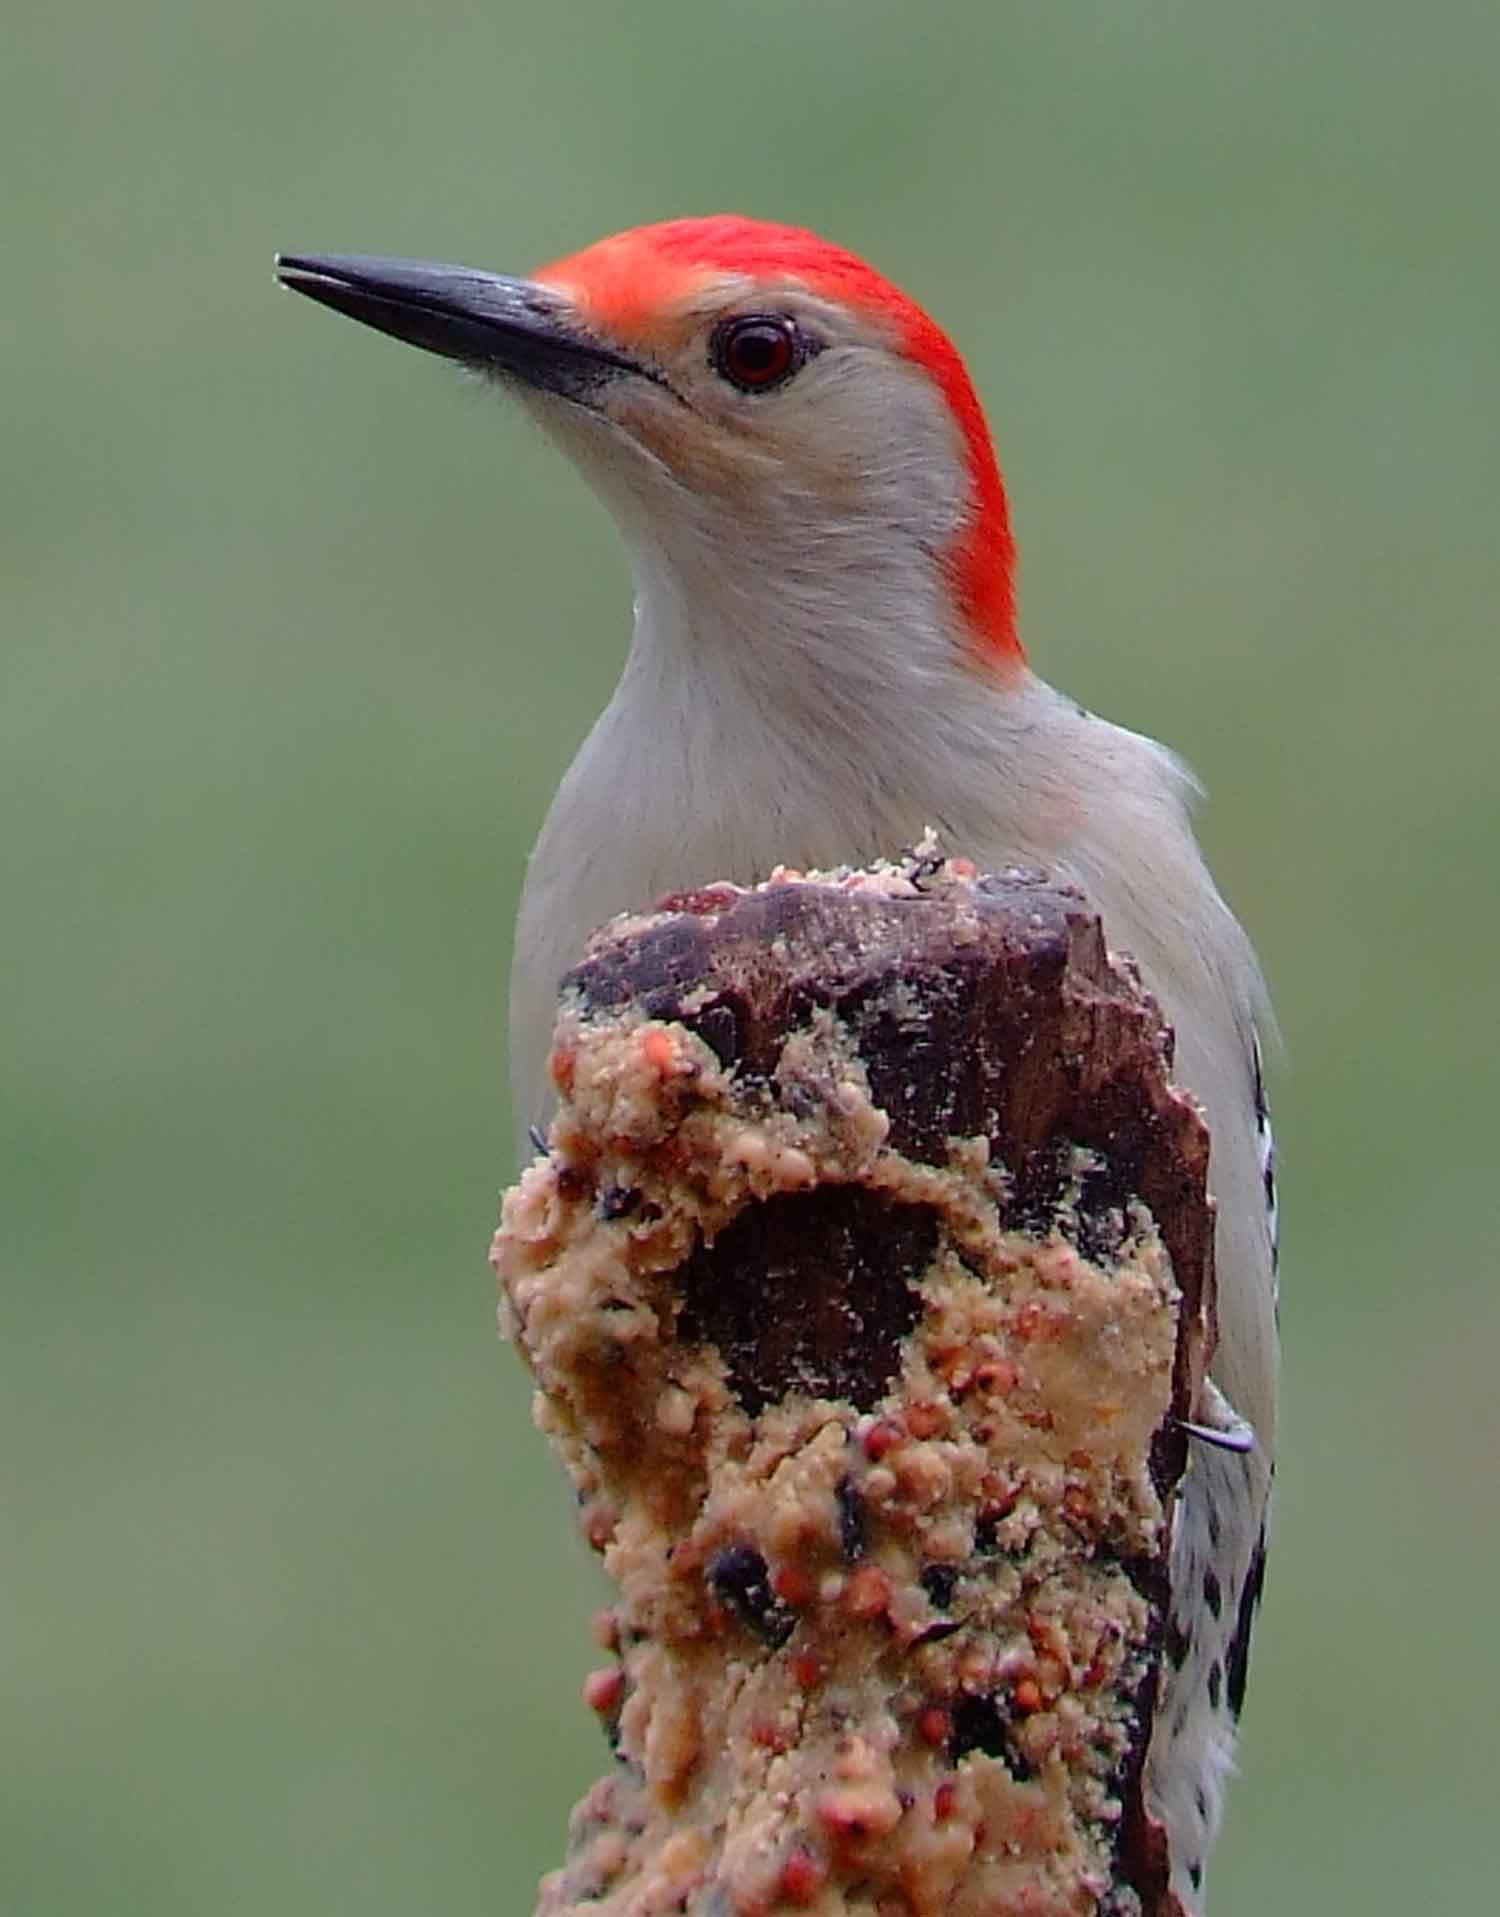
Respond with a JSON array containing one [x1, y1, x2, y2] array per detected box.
[[278, 217, 1277, 1910]]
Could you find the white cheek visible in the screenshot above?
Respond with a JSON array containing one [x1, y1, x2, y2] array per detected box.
[[772, 350, 970, 551], [520, 390, 688, 538], [520, 342, 968, 553]]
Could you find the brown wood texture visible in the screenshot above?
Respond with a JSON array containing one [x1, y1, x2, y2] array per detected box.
[[569, 867, 1214, 1495]]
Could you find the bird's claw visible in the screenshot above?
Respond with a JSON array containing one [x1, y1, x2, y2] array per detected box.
[[1177, 1379, 1256, 1454]]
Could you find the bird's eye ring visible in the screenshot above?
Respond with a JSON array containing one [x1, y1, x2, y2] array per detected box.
[[712, 315, 801, 393]]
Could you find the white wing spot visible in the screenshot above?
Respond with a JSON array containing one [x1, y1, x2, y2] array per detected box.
[[1252, 1030, 1279, 1291]]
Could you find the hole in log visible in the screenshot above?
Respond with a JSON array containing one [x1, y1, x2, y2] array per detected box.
[[948, 1693, 1035, 1780], [707, 1545, 796, 1648], [677, 1188, 937, 1416]]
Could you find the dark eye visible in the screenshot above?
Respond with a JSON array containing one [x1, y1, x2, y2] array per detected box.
[[712, 315, 801, 392]]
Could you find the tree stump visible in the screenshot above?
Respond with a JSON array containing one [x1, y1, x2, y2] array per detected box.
[[493, 850, 1214, 1917]]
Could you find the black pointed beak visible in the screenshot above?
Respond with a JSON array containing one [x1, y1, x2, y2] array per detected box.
[[275, 252, 638, 400]]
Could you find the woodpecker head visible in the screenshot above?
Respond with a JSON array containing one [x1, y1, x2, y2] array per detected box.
[[278, 217, 1020, 671]]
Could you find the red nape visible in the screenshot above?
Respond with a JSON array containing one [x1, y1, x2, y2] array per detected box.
[[536, 216, 1021, 668]]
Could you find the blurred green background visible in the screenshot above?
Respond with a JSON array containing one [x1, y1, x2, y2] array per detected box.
[[5, 1, 1496, 1910]]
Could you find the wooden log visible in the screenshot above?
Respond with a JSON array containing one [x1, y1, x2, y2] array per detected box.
[[493, 850, 1214, 1917]]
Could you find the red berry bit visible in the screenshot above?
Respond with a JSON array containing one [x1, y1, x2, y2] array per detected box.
[[917, 1704, 952, 1748], [582, 1666, 623, 1715], [789, 1649, 824, 1690], [860, 1416, 905, 1461], [655, 882, 740, 915], [771, 1561, 813, 1608], [844, 1565, 892, 1621], [641, 1027, 678, 1075], [777, 1844, 824, 1906]]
